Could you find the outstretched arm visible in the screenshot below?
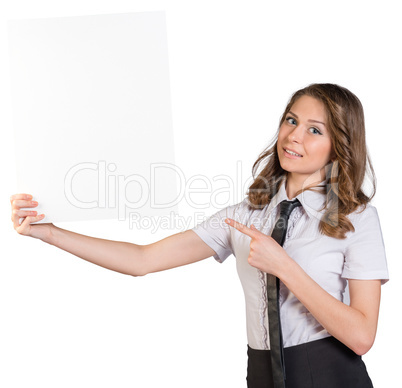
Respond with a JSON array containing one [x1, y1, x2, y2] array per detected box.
[[45, 226, 216, 276], [225, 217, 381, 356], [11, 193, 217, 276]]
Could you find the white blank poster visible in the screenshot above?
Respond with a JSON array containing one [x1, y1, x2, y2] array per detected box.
[[8, 11, 177, 223]]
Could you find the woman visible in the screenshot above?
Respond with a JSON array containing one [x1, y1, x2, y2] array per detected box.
[[10, 83, 388, 387]]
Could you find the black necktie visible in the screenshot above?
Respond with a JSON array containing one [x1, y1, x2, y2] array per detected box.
[[267, 199, 302, 387]]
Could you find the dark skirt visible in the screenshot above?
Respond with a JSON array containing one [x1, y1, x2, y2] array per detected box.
[[246, 336, 373, 388]]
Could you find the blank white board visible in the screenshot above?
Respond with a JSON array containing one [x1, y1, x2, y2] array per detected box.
[[8, 11, 177, 223]]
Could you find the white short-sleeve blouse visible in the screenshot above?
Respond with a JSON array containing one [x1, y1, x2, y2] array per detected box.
[[191, 178, 389, 350]]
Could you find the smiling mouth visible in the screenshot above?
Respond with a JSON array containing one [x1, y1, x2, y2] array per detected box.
[[284, 148, 303, 157]]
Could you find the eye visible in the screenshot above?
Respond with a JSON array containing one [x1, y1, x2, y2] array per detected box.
[[309, 127, 322, 135], [286, 116, 296, 125]]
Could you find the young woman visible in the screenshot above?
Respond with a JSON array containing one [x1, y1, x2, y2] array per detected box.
[[10, 83, 388, 387]]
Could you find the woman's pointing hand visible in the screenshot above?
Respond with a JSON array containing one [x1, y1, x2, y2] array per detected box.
[[224, 218, 290, 277]]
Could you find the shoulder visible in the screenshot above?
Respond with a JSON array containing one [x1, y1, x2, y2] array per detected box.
[[193, 199, 249, 228], [344, 203, 385, 245], [346, 203, 381, 228], [217, 198, 259, 217]]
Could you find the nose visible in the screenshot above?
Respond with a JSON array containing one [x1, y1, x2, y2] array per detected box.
[[288, 124, 304, 143]]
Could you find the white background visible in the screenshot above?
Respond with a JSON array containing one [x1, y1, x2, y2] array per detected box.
[[1, 1, 400, 387]]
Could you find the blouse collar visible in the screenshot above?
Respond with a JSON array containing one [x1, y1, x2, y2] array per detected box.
[[266, 176, 328, 220]]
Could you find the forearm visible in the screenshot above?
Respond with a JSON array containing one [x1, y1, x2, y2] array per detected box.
[[280, 258, 374, 355], [43, 225, 146, 276]]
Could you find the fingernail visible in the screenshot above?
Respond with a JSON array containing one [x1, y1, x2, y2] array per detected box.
[[26, 195, 32, 199]]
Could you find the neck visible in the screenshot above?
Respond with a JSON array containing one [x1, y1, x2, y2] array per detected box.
[[285, 170, 326, 199]]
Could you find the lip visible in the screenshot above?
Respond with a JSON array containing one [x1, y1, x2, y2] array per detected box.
[[283, 147, 303, 159]]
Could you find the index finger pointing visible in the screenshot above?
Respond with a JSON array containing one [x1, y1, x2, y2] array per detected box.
[[225, 218, 256, 238]]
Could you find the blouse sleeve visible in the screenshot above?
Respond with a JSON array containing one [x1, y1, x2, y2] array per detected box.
[[342, 204, 389, 284], [191, 202, 241, 263]]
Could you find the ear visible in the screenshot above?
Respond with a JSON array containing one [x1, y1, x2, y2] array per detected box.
[[329, 148, 337, 163], [326, 155, 336, 165]]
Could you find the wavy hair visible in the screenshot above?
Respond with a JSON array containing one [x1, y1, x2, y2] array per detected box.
[[246, 83, 376, 239]]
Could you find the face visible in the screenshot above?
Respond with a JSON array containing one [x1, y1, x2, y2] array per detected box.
[[277, 95, 334, 184]]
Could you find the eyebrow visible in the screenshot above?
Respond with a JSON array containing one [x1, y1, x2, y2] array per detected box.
[[288, 111, 326, 126]]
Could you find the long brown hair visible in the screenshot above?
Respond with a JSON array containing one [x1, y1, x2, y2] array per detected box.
[[246, 83, 376, 239]]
